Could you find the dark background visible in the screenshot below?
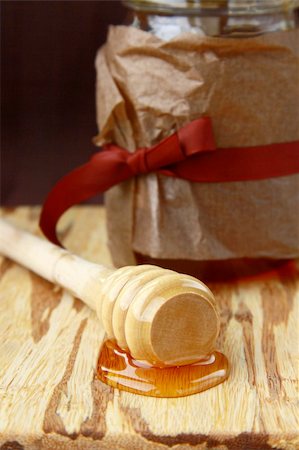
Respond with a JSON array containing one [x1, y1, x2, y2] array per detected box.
[[1, 1, 127, 205]]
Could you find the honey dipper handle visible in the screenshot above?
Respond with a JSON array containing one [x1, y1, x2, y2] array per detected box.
[[0, 218, 113, 311]]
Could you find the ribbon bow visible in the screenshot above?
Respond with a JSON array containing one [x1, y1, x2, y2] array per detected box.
[[40, 116, 299, 246], [92, 116, 216, 179], [40, 117, 215, 245]]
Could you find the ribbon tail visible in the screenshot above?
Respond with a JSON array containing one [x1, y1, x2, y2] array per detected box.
[[39, 153, 130, 246]]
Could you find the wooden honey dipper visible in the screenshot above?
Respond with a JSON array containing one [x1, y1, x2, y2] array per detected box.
[[0, 218, 220, 368]]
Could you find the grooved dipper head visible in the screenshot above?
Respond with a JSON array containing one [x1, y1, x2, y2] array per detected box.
[[98, 265, 220, 367]]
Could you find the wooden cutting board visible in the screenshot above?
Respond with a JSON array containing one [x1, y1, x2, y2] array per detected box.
[[0, 206, 298, 450]]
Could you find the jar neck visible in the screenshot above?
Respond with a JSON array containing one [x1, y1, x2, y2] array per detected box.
[[124, 0, 297, 15], [124, 0, 297, 37]]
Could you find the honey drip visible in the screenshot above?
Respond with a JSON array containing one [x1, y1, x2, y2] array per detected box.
[[97, 340, 229, 398]]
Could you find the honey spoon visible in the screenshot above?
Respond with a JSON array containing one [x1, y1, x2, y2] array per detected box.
[[0, 218, 219, 367]]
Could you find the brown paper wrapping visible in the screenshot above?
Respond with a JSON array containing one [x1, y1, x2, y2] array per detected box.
[[94, 26, 299, 267]]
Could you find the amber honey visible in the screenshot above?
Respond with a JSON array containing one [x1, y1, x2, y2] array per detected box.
[[97, 340, 229, 398], [135, 252, 292, 282]]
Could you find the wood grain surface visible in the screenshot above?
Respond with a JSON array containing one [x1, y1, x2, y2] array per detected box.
[[0, 206, 298, 450]]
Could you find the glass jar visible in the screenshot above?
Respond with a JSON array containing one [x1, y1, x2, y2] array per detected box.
[[101, 0, 299, 282], [123, 0, 297, 37]]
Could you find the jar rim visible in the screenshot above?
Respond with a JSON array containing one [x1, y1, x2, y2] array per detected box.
[[123, 0, 298, 15]]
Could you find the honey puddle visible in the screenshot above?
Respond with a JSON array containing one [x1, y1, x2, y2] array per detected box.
[[97, 340, 229, 398]]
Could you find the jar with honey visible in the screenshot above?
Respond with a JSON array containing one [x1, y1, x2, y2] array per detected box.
[[40, 1, 299, 282], [94, 0, 299, 281]]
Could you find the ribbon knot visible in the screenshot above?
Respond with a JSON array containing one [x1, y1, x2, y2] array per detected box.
[[128, 147, 149, 175]]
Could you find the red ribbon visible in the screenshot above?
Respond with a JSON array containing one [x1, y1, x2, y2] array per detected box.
[[40, 117, 299, 246]]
